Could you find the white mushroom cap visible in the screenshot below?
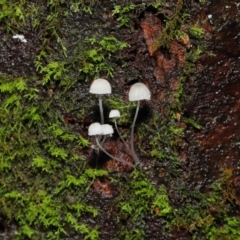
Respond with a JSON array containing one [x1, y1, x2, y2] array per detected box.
[[109, 109, 120, 118], [88, 122, 103, 136], [128, 83, 151, 101], [101, 124, 114, 135], [89, 78, 112, 94]]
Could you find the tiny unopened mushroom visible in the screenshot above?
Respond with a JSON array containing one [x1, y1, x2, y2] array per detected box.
[[128, 82, 151, 163], [109, 109, 120, 118], [89, 78, 112, 124]]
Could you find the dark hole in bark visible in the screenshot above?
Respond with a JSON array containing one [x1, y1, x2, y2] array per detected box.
[[0, 219, 6, 233]]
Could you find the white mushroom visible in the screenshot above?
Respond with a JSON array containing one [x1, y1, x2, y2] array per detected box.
[[109, 109, 120, 118], [90, 78, 112, 124], [129, 82, 150, 101], [89, 78, 111, 94], [88, 122, 103, 136], [128, 82, 151, 163], [88, 122, 133, 167], [101, 124, 114, 136]]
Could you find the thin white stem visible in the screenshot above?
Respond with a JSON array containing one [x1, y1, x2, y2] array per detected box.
[[98, 95, 106, 143], [99, 95, 104, 124], [114, 120, 131, 153], [95, 137, 134, 167], [130, 100, 140, 163]]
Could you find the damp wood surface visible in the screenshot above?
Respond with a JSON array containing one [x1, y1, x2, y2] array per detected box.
[[0, 0, 240, 239]]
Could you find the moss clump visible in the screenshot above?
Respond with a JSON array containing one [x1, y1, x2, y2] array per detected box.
[[1, 0, 239, 239]]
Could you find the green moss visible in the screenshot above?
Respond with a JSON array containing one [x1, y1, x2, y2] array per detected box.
[[106, 97, 135, 125], [0, 0, 27, 32], [0, 1, 131, 237], [153, 0, 188, 49], [115, 169, 172, 239], [184, 117, 202, 130], [0, 75, 103, 238], [166, 168, 240, 239], [112, 3, 135, 28], [1, 0, 239, 239]]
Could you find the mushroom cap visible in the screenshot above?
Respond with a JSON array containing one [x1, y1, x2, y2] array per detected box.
[[89, 78, 112, 94], [88, 122, 103, 136], [128, 83, 151, 101], [101, 124, 114, 135], [109, 109, 120, 118]]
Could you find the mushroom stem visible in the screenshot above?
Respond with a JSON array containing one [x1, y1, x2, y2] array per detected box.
[[114, 120, 130, 153], [99, 95, 104, 124], [95, 137, 134, 167], [98, 95, 105, 143], [130, 100, 140, 163]]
